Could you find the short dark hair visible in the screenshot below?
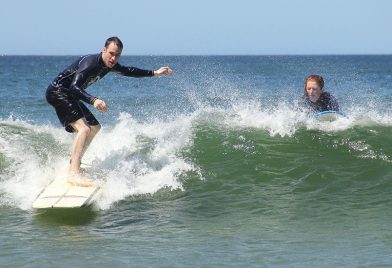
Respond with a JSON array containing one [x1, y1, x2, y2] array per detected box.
[[105, 36, 123, 50]]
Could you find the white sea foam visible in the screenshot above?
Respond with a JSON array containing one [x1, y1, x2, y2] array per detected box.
[[86, 113, 198, 209], [1, 100, 392, 210], [0, 114, 200, 210], [193, 99, 361, 137], [0, 118, 62, 210]]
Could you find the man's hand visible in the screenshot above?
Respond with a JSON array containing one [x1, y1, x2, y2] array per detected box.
[[154, 67, 173, 77], [94, 99, 108, 112]]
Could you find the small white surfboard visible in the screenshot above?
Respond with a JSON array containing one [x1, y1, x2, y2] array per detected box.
[[32, 178, 102, 209], [315, 110, 346, 122]]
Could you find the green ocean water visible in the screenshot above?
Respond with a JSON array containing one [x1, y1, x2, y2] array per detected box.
[[1, 55, 392, 267]]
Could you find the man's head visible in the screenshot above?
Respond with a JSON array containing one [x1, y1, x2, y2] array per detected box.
[[304, 74, 324, 103], [102, 37, 123, 68]]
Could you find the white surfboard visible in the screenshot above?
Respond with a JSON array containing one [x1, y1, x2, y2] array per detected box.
[[315, 110, 346, 122], [33, 178, 102, 209]]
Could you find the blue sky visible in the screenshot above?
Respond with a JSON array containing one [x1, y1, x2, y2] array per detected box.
[[1, 0, 391, 55]]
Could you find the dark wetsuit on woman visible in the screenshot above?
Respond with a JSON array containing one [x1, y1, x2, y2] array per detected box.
[[300, 91, 339, 113], [46, 53, 153, 132]]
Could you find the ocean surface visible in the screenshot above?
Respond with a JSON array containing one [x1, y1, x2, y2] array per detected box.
[[1, 55, 392, 267]]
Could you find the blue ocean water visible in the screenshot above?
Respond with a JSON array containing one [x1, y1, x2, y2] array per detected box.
[[1, 55, 392, 267]]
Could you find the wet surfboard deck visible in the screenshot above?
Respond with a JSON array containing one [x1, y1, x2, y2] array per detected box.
[[32, 178, 102, 209]]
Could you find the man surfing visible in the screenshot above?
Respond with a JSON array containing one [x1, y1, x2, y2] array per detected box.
[[46, 37, 172, 186]]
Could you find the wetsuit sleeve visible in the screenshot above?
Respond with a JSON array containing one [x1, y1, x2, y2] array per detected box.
[[112, 63, 154, 77], [69, 66, 97, 105]]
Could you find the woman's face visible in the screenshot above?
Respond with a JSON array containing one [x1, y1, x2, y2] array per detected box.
[[306, 80, 323, 103]]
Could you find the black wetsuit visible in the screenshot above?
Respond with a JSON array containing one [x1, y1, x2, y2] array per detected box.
[[300, 91, 339, 113], [46, 53, 153, 132]]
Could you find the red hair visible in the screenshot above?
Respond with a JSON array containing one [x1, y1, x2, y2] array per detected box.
[[304, 75, 324, 95]]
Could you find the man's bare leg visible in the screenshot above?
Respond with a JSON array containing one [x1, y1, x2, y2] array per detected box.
[[68, 119, 97, 186], [80, 124, 101, 160]]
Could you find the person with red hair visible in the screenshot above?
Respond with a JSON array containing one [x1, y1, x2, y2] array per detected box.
[[300, 74, 339, 113]]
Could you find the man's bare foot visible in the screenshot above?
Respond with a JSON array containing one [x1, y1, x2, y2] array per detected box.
[[67, 173, 93, 187]]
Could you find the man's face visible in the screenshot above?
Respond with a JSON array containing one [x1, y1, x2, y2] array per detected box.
[[102, 42, 122, 68], [306, 80, 323, 103]]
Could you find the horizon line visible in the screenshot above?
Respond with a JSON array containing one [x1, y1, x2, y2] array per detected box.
[[1, 53, 392, 57]]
